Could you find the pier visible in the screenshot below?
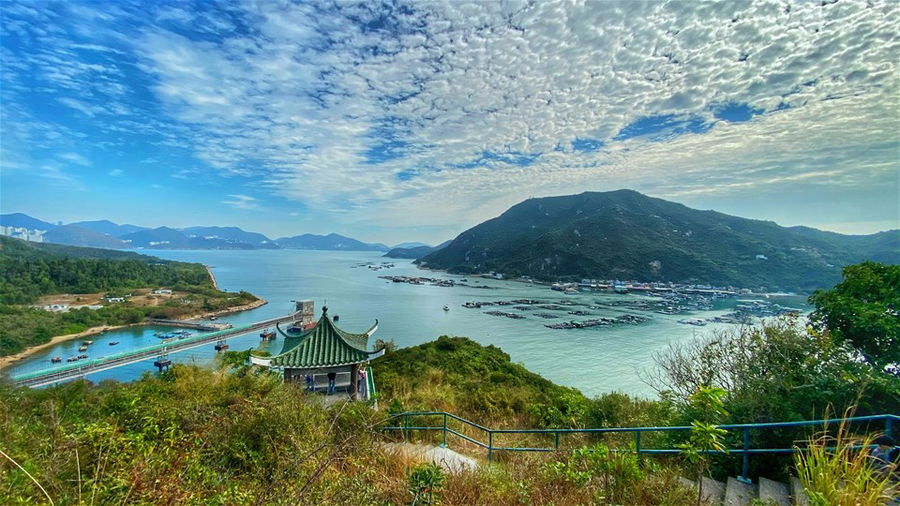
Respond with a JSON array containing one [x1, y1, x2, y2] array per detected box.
[[149, 319, 232, 331], [8, 311, 304, 388]]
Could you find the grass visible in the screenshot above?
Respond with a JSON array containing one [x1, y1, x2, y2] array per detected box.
[[794, 424, 898, 506]]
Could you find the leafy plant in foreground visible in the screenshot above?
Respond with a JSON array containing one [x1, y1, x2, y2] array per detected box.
[[677, 386, 729, 506], [407, 462, 445, 505]]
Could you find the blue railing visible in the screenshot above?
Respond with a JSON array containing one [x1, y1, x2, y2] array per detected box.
[[383, 411, 898, 481]]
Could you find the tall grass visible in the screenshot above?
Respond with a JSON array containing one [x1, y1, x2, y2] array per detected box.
[[794, 421, 897, 506]]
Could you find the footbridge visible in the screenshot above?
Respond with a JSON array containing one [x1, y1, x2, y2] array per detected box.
[[7, 312, 303, 388]]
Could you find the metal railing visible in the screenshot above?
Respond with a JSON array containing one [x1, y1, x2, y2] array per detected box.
[[383, 411, 898, 481]]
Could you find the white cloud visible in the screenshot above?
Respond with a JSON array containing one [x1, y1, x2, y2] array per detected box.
[[1, 0, 898, 237], [222, 194, 260, 210], [108, 168, 123, 176], [59, 152, 91, 166]]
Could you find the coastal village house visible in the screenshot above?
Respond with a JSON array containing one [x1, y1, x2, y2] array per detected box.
[[250, 304, 384, 401]]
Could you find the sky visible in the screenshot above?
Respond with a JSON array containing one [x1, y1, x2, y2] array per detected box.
[[1, 0, 898, 245]]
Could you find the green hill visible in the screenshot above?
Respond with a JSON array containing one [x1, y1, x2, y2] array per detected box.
[[419, 190, 899, 293]]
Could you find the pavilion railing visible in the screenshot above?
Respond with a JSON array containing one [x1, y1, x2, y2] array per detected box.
[[382, 411, 898, 482]]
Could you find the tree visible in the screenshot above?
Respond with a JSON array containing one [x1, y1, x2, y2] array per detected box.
[[809, 262, 900, 370], [677, 386, 729, 506]]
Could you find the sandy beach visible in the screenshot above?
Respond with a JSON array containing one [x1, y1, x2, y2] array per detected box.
[[0, 297, 268, 372]]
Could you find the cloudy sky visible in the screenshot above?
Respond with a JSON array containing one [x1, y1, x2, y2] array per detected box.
[[1, 0, 898, 244]]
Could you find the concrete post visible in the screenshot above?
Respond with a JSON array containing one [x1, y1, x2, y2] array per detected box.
[[350, 363, 359, 400]]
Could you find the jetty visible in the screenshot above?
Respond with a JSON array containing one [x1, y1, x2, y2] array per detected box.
[[149, 319, 233, 331]]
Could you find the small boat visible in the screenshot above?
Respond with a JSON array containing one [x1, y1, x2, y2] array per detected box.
[[82, 340, 93, 345], [67, 357, 78, 362], [209, 316, 217, 321], [443, 305, 450, 311], [214, 342, 229, 351], [109, 341, 119, 346], [77, 354, 88, 359], [78, 346, 88, 352], [51, 357, 62, 363], [260, 329, 276, 340]]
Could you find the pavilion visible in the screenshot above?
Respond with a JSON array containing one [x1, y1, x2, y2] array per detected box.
[[249, 306, 384, 400]]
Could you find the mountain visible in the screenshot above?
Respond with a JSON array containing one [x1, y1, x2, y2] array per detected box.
[[119, 227, 195, 248], [418, 190, 900, 293], [119, 227, 260, 250], [0, 213, 56, 230], [43, 224, 128, 249], [276, 233, 389, 251], [392, 241, 430, 249], [182, 226, 279, 248], [69, 220, 147, 237], [384, 240, 452, 259]]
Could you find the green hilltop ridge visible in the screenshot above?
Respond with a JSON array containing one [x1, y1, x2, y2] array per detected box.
[[419, 189, 900, 292]]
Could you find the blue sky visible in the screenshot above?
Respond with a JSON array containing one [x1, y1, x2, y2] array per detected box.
[[1, 0, 898, 244]]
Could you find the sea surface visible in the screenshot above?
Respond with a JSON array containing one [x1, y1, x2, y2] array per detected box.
[[7, 250, 808, 397]]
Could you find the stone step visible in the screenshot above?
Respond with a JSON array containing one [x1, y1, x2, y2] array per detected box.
[[790, 477, 810, 506], [725, 476, 758, 506], [759, 477, 791, 506], [701, 476, 727, 504]]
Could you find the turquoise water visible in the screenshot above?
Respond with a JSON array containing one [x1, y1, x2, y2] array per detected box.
[[7, 250, 808, 397]]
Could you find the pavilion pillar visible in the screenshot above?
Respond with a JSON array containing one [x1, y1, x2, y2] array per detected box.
[[350, 363, 359, 400]]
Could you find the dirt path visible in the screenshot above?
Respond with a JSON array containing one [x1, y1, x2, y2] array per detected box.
[[0, 298, 268, 372]]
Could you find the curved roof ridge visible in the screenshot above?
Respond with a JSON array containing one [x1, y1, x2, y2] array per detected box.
[[320, 314, 377, 352]]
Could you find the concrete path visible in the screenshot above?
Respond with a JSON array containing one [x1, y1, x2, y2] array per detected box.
[[382, 443, 479, 474]]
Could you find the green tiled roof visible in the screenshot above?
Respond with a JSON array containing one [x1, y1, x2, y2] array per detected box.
[[264, 307, 379, 368]]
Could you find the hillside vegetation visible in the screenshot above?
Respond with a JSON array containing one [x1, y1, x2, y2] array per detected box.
[[0, 237, 258, 356], [420, 190, 899, 292], [0, 262, 895, 504]]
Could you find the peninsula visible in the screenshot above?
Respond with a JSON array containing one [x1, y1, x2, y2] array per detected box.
[[0, 236, 265, 367]]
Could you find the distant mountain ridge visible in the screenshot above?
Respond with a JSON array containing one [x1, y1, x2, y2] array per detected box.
[[0, 213, 393, 252], [70, 220, 147, 237], [44, 224, 128, 249], [0, 213, 56, 231], [384, 240, 452, 259], [418, 190, 899, 292], [276, 233, 389, 251], [182, 226, 279, 248]]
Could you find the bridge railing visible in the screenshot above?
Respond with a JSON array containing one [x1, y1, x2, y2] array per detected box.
[[8, 323, 261, 384], [382, 411, 898, 481]]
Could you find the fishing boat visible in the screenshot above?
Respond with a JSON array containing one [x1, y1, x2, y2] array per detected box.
[[82, 340, 93, 345], [443, 305, 450, 311], [109, 341, 119, 346], [78, 354, 88, 359], [260, 329, 276, 340], [51, 357, 62, 363], [67, 357, 78, 362], [78, 346, 88, 352]]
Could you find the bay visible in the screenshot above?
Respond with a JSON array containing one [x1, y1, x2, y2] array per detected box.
[[7, 250, 808, 397]]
